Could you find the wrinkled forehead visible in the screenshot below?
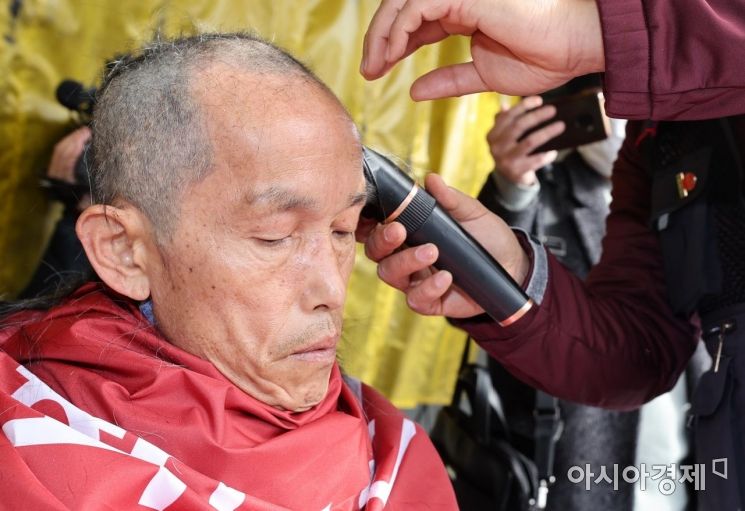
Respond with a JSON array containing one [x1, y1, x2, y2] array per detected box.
[[194, 63, 354, 130], [195, 64, 358, 160], [181, 65, 363, 214]]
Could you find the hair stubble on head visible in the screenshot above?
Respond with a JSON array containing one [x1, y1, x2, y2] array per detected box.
[[90, 32, 352, 244]]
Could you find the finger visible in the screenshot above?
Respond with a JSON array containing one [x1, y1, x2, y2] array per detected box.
[[488, 127, 517, 165], [486, 122, 499, 146], [521, 150, 559, 171], [361, 0, 407, 79], [486, 119, 504, 147], [369, 20, 449, 79], [364, 221, 407, 262], [387, 0, 462, 62], [489, 102, 548, 165], [376, 243, 439, 291], [488, 140, 513, 169], [409, 61, 488, 101], [65, 135, 83, 160], [399, 19, 449, 60], [49, 127, 92, 181], [486, 109, 514, 146], [423, 173, 486, 223], [405, 269, 453, 315], [49, 142, 76, 181], [65, 126, 93, 158], [514, 119, 565, 156], [487, 96, 542, 144], [506, 96, 543, 119], [499, 147, 557, 182], [511, 104, 558, 141], [74, 126, 92, 144]]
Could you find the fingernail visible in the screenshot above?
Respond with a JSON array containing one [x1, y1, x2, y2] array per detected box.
[[383, 224, 395, 242], [415, 244, 435, 262], [434, 271, 450, 288]]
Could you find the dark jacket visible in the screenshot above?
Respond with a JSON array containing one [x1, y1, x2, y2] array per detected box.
[[453, 2, 745, 508], [596, 0, 745, 120], [454, 0, 745, 407], [479, 153, 638, 511]]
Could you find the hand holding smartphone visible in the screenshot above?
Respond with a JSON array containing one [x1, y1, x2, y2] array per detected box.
[[521, 89, 609, 154]]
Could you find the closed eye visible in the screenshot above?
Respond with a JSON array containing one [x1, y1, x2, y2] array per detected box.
[[256, 236, 291, 246], [333, 230, 354, 239]]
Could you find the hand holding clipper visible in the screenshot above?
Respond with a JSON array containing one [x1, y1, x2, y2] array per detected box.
[[361, 147, 533, 326]]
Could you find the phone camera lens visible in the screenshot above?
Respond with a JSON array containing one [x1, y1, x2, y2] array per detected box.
[[575, 113, 596, 133]]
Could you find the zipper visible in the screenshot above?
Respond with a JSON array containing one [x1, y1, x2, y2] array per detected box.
[[706, 321, 736, 373]]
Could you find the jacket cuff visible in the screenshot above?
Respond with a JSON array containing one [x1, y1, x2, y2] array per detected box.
[[515, 228, 548, 305], [596, 0, 651, 119]]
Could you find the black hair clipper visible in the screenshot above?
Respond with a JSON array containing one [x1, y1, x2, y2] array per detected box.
[[361, 147, 533, 326]]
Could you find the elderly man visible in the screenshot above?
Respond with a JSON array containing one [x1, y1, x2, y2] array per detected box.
[[0, 34, 456, 510]]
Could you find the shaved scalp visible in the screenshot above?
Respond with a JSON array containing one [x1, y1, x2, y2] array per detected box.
[[91, 32, 348, 240]]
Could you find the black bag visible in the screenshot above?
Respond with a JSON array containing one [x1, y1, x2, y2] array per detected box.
[[430, 342, 541, 510]]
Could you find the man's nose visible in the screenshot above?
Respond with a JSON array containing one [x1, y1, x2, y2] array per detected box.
[[302, 235, 348, 312]]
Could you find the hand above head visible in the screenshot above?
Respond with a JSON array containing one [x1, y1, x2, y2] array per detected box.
[[359, 172, 530, 319], [488, 96, 564, 186], [360, 0, 605, 99]]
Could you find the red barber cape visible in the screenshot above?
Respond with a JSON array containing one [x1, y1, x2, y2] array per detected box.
[[0, 284, 456, 510]]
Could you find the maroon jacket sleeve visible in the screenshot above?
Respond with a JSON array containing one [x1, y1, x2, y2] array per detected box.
[[597, 0, 745, 120], [454, 122, 699, 410]]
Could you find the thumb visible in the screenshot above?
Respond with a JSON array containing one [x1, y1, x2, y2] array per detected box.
[[423, 173, 486, 223], [410, 62, 488, 101]]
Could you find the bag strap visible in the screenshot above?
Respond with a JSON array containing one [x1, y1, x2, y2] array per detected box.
[[452, 338, 543, 508], [454, 337, 510, 444], [532, 390, 563, 509]]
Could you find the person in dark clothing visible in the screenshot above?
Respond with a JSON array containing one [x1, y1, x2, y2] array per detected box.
[[479, 82, 642, 510], [364, 101, 745, 510], [359, 1, 745, 509]]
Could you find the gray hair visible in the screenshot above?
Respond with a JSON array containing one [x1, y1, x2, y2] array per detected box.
[[91, 32, 339, 240]]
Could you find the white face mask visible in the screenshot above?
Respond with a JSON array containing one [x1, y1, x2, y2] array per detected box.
[[576, 117, 627, 178]]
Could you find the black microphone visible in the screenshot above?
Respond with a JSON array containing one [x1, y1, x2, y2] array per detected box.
[[362, 147, 532, 326], [56, 80, 96, 116]]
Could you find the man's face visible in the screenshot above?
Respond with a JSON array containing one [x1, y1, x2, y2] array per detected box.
[[147, 67, 366, 412]]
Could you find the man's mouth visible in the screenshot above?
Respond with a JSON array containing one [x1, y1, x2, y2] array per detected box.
[[289, 335, 339, 362]]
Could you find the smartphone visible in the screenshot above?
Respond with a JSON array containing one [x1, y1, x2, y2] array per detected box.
[[522, 89, 610, 154]]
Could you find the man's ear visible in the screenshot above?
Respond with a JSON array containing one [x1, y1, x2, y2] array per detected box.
[[76, 204, 154, 300]]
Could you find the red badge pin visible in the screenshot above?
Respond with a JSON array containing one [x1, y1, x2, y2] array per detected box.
[[676, 171, 697, 198]]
